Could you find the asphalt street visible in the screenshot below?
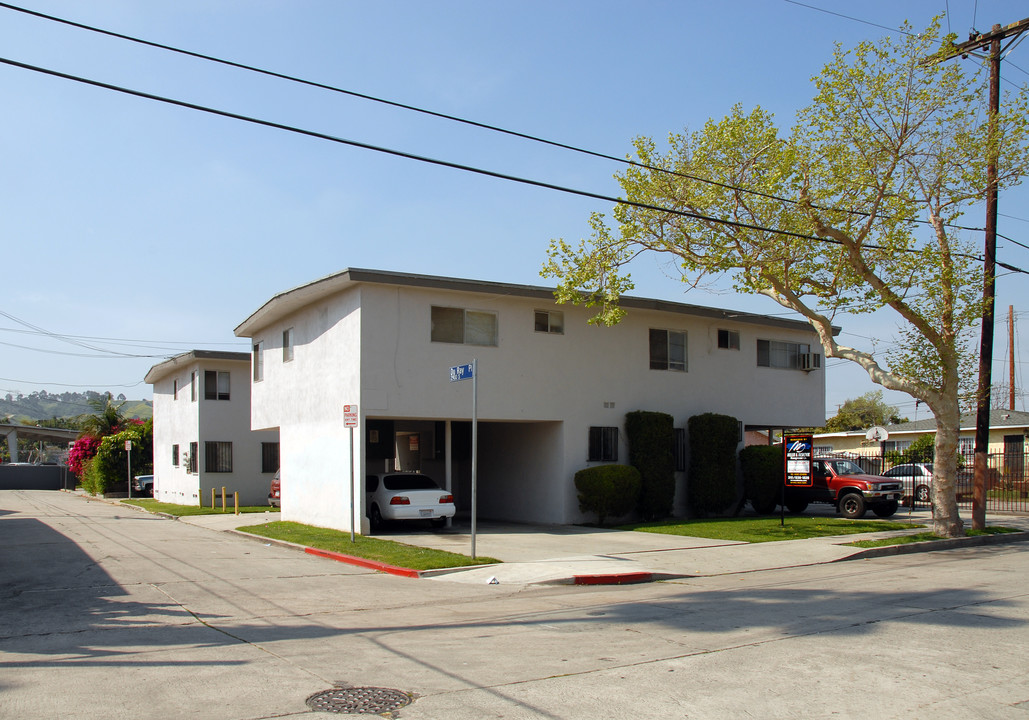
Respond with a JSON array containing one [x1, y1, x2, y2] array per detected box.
[[2, 489, 1028, 719]]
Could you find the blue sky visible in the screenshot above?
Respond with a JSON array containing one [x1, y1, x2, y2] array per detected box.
[[1, 0, 1027, 421]]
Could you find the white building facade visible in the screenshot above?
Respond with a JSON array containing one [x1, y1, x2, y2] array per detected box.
[[234, 269, 830, 532], [145, 351, 279, 507]]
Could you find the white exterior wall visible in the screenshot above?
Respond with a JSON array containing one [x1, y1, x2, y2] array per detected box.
[[151, 372, 200, 505], [249, 290, 362, 532], [243, 279, 826, 528], [150, 356, 277, 507], [356, 284, 824, 524]]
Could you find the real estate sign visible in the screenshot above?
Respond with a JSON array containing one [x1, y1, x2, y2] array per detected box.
[[784, 433, 813, 487]]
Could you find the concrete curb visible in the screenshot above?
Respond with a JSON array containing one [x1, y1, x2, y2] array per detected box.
[[837, 529, 1029, 562], [303, 546, 423, 578]]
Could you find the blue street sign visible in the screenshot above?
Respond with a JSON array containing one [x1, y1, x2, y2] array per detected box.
[[449, 363, 474, 382]]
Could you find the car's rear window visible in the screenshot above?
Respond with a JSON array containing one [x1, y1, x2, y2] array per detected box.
[[383, 474, 440, 491]]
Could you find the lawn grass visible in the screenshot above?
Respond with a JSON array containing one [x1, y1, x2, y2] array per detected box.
[[121, 498, 276, 516], [618, 516, 924, 543], [847, 525, 1021, 548], [238, 521, 499, 571]]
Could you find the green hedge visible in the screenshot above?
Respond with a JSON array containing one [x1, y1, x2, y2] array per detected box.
[[83, 420, 154, 495], [574, 464, 642, 526], [687, 413, 739, 515], [740, 444, 782, 514], [625, 410, 675, 520]]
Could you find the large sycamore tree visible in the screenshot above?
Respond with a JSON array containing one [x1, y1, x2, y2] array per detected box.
[[543, 21, 1029, 537]]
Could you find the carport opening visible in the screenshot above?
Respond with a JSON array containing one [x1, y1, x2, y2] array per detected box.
[[363, 418, 564, 526]]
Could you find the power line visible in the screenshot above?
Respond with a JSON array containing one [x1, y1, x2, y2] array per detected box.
[[0, 2, 797, 211], [0, 325, 246, 351], [4, 55, 1025, 277], [782, 0, 916, 35], [0, 376, 145, 390], [0, 2, 1000, 239]]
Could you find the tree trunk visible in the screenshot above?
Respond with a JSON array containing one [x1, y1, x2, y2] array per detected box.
[[931, 397, 964, 537]]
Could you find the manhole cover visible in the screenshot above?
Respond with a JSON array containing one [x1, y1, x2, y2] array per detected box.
[[307, 687, 413, 715]]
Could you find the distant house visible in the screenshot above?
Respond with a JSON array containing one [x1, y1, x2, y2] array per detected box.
[[145, 351, 278, 506], [232, 268, 832, 531], [812, 409, 1029, 468]]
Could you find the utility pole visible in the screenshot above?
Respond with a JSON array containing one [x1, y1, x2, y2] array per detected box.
[[1009, 306, 1016, 411], [933, 18, 1029, 530]]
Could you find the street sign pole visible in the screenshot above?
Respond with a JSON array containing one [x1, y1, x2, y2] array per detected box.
[[449, 360, 478, 559], [349, 425, 355, 543], [344, 404, 359, 543], [471, 358, 478, 559], [126, 439, 132, 499]]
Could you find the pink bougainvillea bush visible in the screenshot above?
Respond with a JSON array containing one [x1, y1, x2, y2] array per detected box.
[[67, 435, 102, 477]]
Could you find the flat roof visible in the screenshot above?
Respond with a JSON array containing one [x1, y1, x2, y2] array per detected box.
[[144, 350, 251, 385], [234, 267, 836, 338]]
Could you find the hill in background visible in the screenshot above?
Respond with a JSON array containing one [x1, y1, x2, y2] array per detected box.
[[0, 390, 152, 426]]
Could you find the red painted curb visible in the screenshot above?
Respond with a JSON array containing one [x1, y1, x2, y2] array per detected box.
[[573, 572, 654, 585], [304, 547, 422, 578]]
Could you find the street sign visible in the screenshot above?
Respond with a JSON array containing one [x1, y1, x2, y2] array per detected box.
[[343, 404, 358, 428], [450, 364, 474, 382]]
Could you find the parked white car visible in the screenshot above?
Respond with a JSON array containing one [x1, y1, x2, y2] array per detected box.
[[366, 472, 455, 533], [882, 462, 977, 503], [882, 463, 933, 502]]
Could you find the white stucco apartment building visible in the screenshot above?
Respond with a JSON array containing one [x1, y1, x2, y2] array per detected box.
[[233, 268, 830, 532], [145, 351, 279, 507]]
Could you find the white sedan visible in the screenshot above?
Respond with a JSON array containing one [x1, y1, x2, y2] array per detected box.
[[366, 472, 455, 532], [882, 463, 933, 503]]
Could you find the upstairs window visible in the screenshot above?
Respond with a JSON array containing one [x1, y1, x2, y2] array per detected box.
[[534, 310, 564, 334], [431, 306, 498, 346], [282, 328, 294, 362], [718, 329, 740, 350], [253, 342, 264, 382], [204, 371, 230, 401], [757, 339, 811, 369], [190, 372, 197, 402], [649, 329, 687, 371]]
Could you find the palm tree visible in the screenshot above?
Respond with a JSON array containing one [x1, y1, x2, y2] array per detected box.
[[79, 393, 124, 438]]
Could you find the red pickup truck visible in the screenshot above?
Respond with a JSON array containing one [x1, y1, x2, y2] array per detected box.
[[784, 457, 903, 519]]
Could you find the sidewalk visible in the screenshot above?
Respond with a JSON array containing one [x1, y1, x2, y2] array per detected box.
[[173, 504, 1029, 586]]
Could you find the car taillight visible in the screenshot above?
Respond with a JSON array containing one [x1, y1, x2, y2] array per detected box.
[[440, 495, 454, 504], [390, 496, 410, 505]]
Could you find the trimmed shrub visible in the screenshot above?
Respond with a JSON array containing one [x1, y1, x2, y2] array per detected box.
[[574, 464, 642, 526], [740, 444, 783, 514], [687, 413, 740, 515], [625, 410, 675, 520]]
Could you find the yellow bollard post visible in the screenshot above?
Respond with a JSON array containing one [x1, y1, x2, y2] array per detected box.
[[234, 492, 239, 516], [221, 487, 226, 512], [210, 488, 215, 509]]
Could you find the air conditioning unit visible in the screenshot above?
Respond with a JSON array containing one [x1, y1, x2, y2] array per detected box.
[[799, 353, 822, 371]]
